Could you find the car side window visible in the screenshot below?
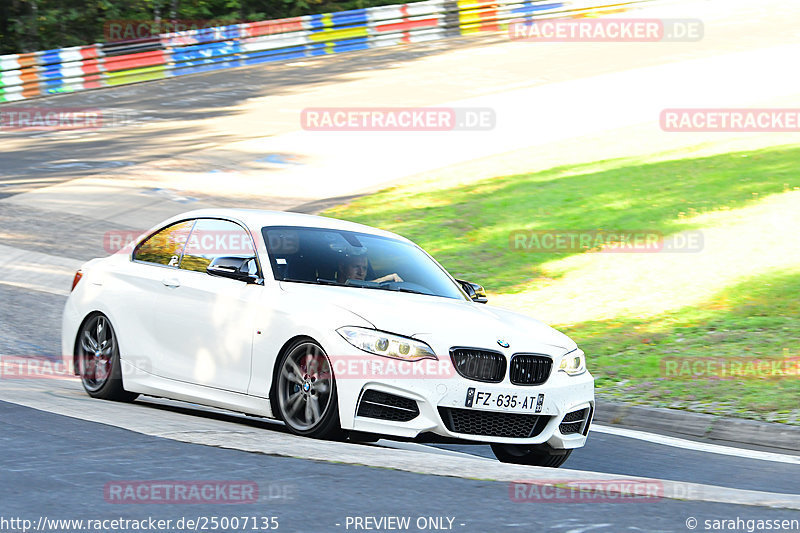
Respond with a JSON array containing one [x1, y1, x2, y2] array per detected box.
[[132, 220, 195, 267], [180, 218, 257, 274]]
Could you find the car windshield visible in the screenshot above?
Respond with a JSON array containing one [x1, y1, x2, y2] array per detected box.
[[262, 226, 467, 300]]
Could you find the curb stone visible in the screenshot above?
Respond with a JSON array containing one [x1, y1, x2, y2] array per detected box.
[[594, 400, 800, 453]]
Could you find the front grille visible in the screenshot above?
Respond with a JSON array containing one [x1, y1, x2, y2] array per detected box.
[[559, 407, 590, 435], [509, 354, 552, 385], [438, 407, 550, 438], [357, 390, 419, 422], [450, 348, 506, 383]]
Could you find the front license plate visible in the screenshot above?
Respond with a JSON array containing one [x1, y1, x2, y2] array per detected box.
[[465, 387, 545, 413]]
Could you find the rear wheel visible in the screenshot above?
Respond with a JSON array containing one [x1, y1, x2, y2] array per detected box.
[[491, 443, 572, 468], [76, 313, 138, 402], [275, 340, 344, 440]]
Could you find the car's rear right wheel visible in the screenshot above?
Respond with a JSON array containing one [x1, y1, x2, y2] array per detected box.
[[491, 443, 572, 468]]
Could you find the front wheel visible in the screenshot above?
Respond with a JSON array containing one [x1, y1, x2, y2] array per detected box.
[[275, 340, 344, 440], [76, 313, 138, 402], [491, 443, 572, 468]]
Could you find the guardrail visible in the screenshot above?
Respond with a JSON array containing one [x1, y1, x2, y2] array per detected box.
[[0, 0, 654, 103]]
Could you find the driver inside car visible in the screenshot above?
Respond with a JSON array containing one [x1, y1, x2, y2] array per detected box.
[[336, 253, 403, 284]]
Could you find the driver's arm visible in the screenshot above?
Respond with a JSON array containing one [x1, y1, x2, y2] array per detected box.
[[372, 273, 403, 283]]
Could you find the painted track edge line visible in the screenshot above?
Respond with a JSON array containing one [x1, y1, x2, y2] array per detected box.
[[591, 424, 800, 465]]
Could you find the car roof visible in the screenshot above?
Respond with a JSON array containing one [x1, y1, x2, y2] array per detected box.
[[165, 208, 409, 243]]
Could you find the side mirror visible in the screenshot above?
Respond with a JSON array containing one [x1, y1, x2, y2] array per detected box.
[[207, 256, 261, 284], [456, 279, 488, 303]]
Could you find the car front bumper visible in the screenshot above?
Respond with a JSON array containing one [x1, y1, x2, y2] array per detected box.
[[327, 336, 595, 449]]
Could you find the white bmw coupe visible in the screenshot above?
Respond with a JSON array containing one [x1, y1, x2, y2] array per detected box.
[[62, 209, 594, 467]]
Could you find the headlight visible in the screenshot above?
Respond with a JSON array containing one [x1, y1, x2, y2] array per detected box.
[[559, 348, 586, 376], [337, 327, 437, 362]]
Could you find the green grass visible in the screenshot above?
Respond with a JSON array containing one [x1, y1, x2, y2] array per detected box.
[[561, 269, 800, 423], [325, 144, 800, 424], [326, 146, 798, 293]]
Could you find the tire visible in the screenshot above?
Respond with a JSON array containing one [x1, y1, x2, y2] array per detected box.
[[274, 340, 344, 440], [76, 313, 138, 402], [491, 443, 573, 468]]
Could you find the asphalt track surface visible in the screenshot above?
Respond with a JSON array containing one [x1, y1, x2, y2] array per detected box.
[[1, 399, 799, 533], [1, 0, 799, 531]]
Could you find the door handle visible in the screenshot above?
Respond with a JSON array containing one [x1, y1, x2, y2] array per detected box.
[[162, 277, 181, 288]]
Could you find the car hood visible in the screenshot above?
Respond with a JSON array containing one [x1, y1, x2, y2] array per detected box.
[[278, 282, 576, 355]]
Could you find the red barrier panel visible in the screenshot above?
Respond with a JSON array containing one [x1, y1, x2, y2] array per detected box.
[[79, 56, 103, 76], [82, 59, 105, 88], [103, 50, 167, 72], [80, 45, 101, 60], [474, 1, 500, 32], [373, 5, 440, 44]]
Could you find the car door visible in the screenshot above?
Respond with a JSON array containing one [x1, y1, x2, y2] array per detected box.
[[151, 217, 262, 394], [119, 219, 195, 374]]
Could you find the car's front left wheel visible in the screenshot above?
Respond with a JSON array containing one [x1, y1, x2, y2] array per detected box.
[[275, 340, 344, 440], [76, 313, 138, 402]]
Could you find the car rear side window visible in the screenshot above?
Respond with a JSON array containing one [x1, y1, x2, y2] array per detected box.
[[180, 218, 257, 273], [132, 220, 195, 267]]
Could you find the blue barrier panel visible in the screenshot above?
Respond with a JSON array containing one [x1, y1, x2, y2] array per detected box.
[[170, 41, 243, 76], [331, 8, 369, 26], [39, 64, 63, 80], [172, 59, 241, 75], [307, 42, 328, 56], [38, 60, 67, 94], [241, 46, 308, 65], [42, 80, 76, 94], [333, 36, 370, 53], [170, 41, 242, 63], [39, 49, 63, 66], [308, 14, 326, 30], [511, 2, 565, 16]]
